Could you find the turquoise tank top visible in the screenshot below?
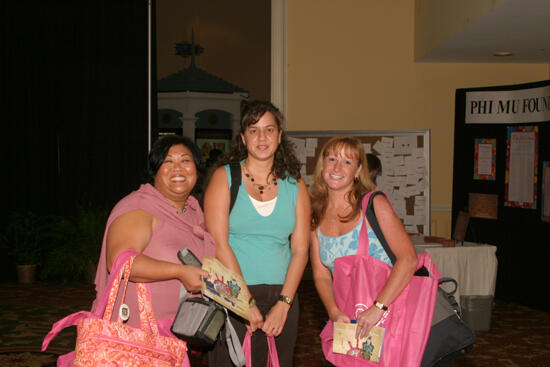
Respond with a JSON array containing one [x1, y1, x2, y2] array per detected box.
[[318, 216, 392, 273], [224, 165, 298, 285]]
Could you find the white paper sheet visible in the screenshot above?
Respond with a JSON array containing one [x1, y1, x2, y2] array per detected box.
[[508, 131, 536, 204], [394, 135, 416, 155], [477, 143, 493, 176], [288, 137, 306, 163]]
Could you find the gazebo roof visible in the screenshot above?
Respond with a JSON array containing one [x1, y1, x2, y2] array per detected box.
[[157, 63, 247, 94]]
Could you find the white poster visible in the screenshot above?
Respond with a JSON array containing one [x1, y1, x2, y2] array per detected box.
[[507, 131, 536, 205], [477, 143, 493, 176]]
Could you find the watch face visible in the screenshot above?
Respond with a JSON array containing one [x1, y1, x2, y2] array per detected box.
[[279, 295, 292, 305]]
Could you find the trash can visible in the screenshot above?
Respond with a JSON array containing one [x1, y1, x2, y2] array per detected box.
[[460, 295, 493, 331]]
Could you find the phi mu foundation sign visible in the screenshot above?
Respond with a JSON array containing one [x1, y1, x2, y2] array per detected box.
[[465, 85, 550, 124]]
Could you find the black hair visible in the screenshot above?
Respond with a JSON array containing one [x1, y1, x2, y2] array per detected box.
[[206, 148, 223, 167], [146, 135, 204, 192], [366, 153, 382, 175]]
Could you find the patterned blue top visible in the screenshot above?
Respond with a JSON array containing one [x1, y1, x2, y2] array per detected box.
[[318, 216, 392, 273]]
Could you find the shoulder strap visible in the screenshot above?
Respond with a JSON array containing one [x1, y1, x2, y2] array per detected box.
[[364, 191, 430, 277], [364, 191, 397, 265], [224, 309, 246, 367], [229, 162, 241, 213]]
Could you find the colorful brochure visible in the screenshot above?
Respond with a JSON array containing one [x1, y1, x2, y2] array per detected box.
[[201, 256, 250, 320], [333, 322, 385, 362]]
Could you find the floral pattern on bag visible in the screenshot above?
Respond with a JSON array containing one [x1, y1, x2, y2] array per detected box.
[[74, 317, 187, 366]]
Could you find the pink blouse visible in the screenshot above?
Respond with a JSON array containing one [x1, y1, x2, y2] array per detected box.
[[92, 184, 215, 329]]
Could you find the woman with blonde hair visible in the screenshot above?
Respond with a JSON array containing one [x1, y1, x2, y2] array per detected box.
[[309, 135, 418, 340]]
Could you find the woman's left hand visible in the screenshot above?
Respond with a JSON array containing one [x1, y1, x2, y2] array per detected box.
[[355, 307, 385, 339], [262, 301, 290, 337]]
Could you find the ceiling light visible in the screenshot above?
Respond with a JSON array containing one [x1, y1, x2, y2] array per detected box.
[[493, 51, 513, 57]]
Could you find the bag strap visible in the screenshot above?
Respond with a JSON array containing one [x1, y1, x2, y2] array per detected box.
[[266, 335, 280, 367], [95, 249, 139, 315], [136, 282, 160, 334], [363, 191, 440, 278], [225, 309, 246, 367], [242, 332, 279, 367], [41, 249, 138, 352], [103, 255, 134, 321], [229, 161, 241, 213], [243, 332, 252, 367], [362, 190, 397, 265], [439, 277, 458, 296]]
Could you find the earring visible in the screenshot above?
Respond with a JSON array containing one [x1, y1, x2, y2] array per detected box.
[[354, 176, 359, 183]]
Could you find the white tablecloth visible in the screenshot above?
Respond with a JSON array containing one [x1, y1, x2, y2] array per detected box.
[[423, 244, 498, 307]]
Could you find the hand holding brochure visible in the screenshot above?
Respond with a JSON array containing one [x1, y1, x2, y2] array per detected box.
[[201, 256, 250, 320], [333, 322, 385, 362]]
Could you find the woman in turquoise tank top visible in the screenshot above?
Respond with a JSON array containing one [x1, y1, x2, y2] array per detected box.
[[309, 135, 418, 341], [204, 100, 311, 367]]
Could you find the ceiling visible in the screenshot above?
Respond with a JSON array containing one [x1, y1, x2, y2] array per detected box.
[[417, 0, 550, 63]]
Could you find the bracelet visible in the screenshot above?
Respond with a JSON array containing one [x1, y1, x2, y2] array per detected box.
[[373, 300, 388, 311], [248, 297, 256, 308]]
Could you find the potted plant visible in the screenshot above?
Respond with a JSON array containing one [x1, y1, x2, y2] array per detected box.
[[73, 205, 108, 282], [40, 205, 108, 283], [5, 211, 46, 283]]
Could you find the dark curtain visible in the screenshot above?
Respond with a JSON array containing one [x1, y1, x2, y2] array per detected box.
[[3, 1, 150, 218]]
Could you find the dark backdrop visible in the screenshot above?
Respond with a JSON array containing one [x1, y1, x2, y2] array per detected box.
[[3, 1, 150, 219], [452, 80, 550, 312]]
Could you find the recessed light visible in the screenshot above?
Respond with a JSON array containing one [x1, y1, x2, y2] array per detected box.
[[493, 51, 513, 57]]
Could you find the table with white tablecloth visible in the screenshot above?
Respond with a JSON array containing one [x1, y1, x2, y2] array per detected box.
[[412, 238, 498, 307]]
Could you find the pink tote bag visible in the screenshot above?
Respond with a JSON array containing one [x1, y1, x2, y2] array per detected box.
[[242, 332, 280, 367], [321, 191, 440, 367], [42, 249, 189, 367]]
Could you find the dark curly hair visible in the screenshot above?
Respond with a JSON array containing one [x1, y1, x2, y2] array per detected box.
[[220, 100, 301, 181]]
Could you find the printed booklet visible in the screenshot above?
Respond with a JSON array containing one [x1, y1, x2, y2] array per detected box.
[[333, 322, 385, 362], [201, 256, 250, 320]]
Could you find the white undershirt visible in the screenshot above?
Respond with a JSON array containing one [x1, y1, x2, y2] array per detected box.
[[248, 195, 277, 216]]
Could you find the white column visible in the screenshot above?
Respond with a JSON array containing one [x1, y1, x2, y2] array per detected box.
[[271, 0, 287, 125]]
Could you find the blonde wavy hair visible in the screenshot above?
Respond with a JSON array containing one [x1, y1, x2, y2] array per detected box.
[[309, 135, 376, 230]]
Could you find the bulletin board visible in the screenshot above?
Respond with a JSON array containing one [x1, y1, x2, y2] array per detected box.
[[286, 130, 430, 235]]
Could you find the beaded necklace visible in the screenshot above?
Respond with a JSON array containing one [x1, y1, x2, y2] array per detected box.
[[242, 161, 277, 195]]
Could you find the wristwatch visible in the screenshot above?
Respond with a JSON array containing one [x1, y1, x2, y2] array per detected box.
[[278, 294, 293, 306], [373, 300, 388, 311]]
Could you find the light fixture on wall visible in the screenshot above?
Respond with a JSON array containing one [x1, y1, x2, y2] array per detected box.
[[493, 51, 513, 57]]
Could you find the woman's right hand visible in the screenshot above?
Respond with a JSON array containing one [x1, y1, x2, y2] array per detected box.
[[179, 265, 209, 293], [329, 309, 351, 323], [245, 304, 264, 334]]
